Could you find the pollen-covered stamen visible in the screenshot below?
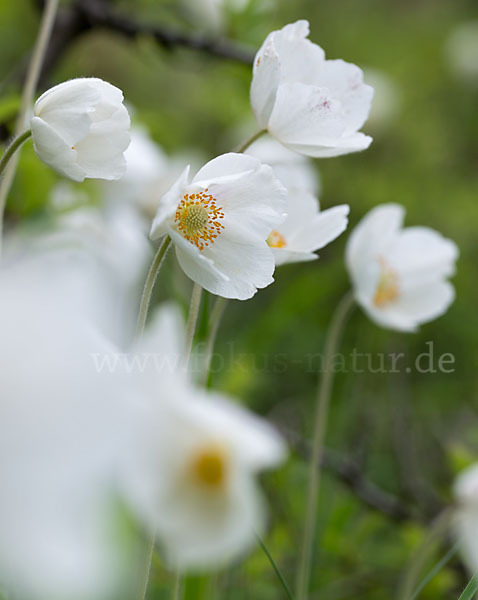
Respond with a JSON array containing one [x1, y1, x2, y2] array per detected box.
[[267, 230, 287, 248], [190, 445, 228, 490], [174, 188, 225, 251], [374, 258, 400, 307]]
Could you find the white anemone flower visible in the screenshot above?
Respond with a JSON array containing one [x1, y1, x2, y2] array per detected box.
[[246, 135, 348, 265], [150, 152, 286, 300], [0, 269, 135, 600], [250, 20, 374, 158], [346, 204, 458, 332], [31, 78, 130, 182], [453, 464, 478, 574], [121, 307, 286, 571], [266, 189, 349, 266]]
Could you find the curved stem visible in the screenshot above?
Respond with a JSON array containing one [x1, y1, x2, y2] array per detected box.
[[295, 290, 356, 600], [257, 535, 294, 600], [0, 0, 59, 255], [0, 130, 32, 177], [200, 295, 229, 386], [236, 129, 267, 153], [135, 236, 172, 340], [183, 282, 203, 366]]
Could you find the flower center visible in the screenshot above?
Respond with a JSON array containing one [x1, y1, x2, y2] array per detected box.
[[175, 189, 225, 251], [267, 230, 287, 248], [191, 445, 227, 490], [373, 259, 400, 307]]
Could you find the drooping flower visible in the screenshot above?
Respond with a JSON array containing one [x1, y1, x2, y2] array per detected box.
[[346, 204, 458, 332], [31, 78, 130, 182], [150, 152, 286, 300], [246, 135, 348, 265], [250, 20, 374, 158], [120, 307, 286, 571], [453, 464, 478, 575]]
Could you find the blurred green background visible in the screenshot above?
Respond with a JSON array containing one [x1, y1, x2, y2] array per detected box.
[[1, 0, 477, 598]]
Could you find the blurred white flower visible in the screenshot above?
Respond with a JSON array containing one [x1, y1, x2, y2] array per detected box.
[[31, 78, 130, 182], [246, 134, 319, 195], [453, 464, 478, 574], [445, 22, 478, 82], [346, 204, 458, 332], [121, 307, 286, 571], [3, 200, 151, 344], [250, 20, 374, 157], [0, 269, 136, 600], [150, 152, 286, 300]]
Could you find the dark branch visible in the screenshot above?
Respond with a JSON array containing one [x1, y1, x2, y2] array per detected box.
[[284, 428, 422, 523], [77, 0, 255, 64]]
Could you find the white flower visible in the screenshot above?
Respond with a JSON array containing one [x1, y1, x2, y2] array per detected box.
[[453, 464, 478, 574], [0, 269, 136, 600], [346, 204, 458, 332], [121, 307, 286, 571], [31, 78, 130, 182], [246, 135, 348, 265], [266, 189, 349, 266], [445, 22, 478, 82], [150, 152, 286, 300], [250, 20, 374, 158]]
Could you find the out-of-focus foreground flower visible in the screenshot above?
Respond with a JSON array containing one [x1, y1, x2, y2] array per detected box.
[[453, 464, 478, 575], [150, 152, 286, 300], [250, 20, 374, 157], [346, 203, 458, 331], [31, 78, 130, 182], [119, 307, 287, 570], [0, 268, 136, 600]]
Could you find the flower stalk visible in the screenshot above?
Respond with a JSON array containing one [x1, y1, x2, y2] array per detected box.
[[135, 235, 172, 340], [0, 130, 32, 178], [236, 129, 267, 153], [0, 0, 59, 254], [296, 290, 355, 600], [200, 295, 229, 386], [184, 282, 203, 366]]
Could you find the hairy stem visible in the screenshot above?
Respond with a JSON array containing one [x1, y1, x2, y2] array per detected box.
[[135, 236, 172, 340], [296, 291, 356, 600], [0, 130, 32, 177]]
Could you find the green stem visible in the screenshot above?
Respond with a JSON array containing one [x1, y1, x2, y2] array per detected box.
[[135, 236, 172, 340], [183, 282, 203, 366], [236, 129, 267, 153], [0, 0, 59, 255], [137, 535, 155, 600], [458, 573, 478, 600], [172, 570, 181, 600], [200, 296, 229, 386], [397, 508, 453, 600], [257, 535, 294, 600], [0, 130, 32, 177], [409, 542, 458, 600], [295, 290, 356, 600]]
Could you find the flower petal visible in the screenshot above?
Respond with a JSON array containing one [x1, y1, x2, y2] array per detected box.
[[283, 131, 373, 158], [31, 117, 86, 182], [150, 166, 190, 240]]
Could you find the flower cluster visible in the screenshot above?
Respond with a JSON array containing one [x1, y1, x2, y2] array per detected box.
[[0, 15, 463, 600]]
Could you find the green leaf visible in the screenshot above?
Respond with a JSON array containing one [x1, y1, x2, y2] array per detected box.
[[458, 573, 478, 600]]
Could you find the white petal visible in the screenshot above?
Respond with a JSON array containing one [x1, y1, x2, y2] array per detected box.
[[313, 59, 374, 134], [34, 78, 101, 117], [283, 131, 373, 158], [250, 38, 281, 128], [346, 203, 405, 285], [268, 82, 346, 147], [273, 248, 318, 266], [150, 166, 190, 240], [31, 117, 86, 182], [287, 204, 349, 253], [192, 152, 259, 184], [74, 134, 127, 180]]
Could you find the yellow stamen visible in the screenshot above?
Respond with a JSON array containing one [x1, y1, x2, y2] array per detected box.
[[267, 230, 287, 248], [373, 259, 400, 307], [175, 188, 225, 251], [191, 445, 227, 489]]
